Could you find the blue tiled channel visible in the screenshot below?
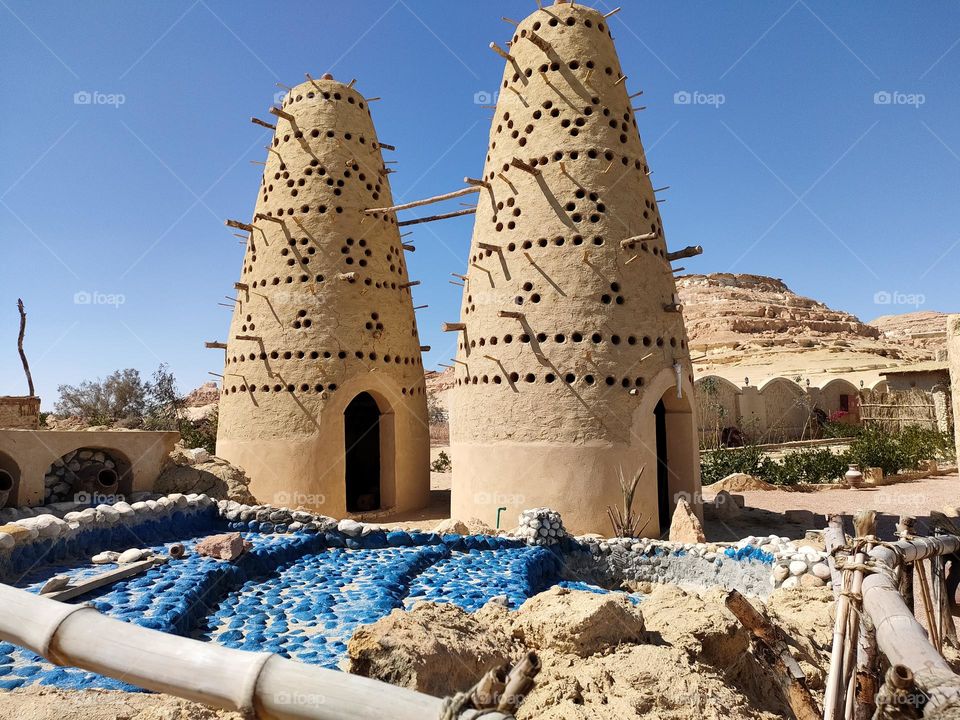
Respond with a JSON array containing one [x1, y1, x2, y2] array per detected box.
[[0, 519, 564, 690]]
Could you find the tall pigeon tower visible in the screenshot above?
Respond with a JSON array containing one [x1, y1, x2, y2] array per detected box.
[[448, 2, 700, 535], [216, 75, 429, 517]]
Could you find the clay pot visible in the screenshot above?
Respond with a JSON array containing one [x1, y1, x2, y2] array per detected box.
[[845, 464, 863, 489]]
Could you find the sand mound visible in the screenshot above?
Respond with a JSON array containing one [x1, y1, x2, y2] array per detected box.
[[347, 584, 834, 720], [710, 473, 777, 492], [0, 687, 242, 720], [508, 586, 645, 657], [348, 601, 511, 697]]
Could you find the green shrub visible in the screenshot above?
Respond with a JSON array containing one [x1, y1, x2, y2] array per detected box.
[[764, 448, 850, 486], [821, 420, 861, 439], [700, 445, 771, 485], [847, 425, 954, 476], [431, 451, 452, 473]]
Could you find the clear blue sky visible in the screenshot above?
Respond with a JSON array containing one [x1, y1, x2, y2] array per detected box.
[[1, 1, 958, 408]]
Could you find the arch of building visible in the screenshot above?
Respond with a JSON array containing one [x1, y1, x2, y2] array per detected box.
[[694, 375, 741, 445], [218, 371, 428, 517], [814, 378, 860, 422], [43, 446, 134, 504], [0, 450, 20, 508], [758, 377, 809, 442]]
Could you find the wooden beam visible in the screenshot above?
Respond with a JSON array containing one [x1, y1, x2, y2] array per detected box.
[[666, 245, 703, 262], [620, 232, 658, 248], [398, 208, 476, 227], [510, 157, 540, 176], [225, 219, 253, 232], [365, 186, 480, 214], [442, 323, 466, 332], [205, 342, 228, 350], [489, 42, 514, 62], [43, 558, 161, 602], [399, 280, 420, 289], [269, 106, 295, 122]]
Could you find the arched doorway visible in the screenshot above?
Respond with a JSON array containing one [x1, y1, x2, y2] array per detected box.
[[653, 385, 698, 536], [344, 392, 381, 512], [655, 399, 670, 533]]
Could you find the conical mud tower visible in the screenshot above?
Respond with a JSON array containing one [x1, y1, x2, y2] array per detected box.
[[216, 75, 429, 516], [449, 2, 701, 535]]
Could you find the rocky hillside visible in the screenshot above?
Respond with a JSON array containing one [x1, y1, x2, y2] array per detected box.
[[675, 273, 935, 382], [676, 274, 881, 350], [869, 311, 948, 357]]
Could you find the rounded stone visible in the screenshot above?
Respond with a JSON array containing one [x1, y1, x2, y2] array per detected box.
[[811, 562, 832, 580]]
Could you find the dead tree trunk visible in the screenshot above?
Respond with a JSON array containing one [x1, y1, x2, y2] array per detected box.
[[17, 299, 35, 396]]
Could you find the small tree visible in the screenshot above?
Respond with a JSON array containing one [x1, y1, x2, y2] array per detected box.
[[55, 369, 149, 425], [144, 364, 217, 454]]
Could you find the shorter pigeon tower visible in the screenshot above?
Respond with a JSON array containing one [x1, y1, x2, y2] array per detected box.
[[216, 75, 429, 517]]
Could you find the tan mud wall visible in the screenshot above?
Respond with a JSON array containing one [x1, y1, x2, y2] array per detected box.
[[0, 429, 178, 507], [949, 315, 960, 461], [0, 397, 40, 430], [448, 3, 699, 535], [215, 77, 429, 516]]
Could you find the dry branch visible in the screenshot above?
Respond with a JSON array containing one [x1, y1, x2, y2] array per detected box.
[[16, 299, 35, 396], [724, 590, 820, 720]]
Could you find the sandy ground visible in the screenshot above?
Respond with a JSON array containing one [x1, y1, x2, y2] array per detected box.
[[348, 584, 836, 720], [383, 469, 959, 541], [703, 471, 960, 541], [0, 687, 243, 720]]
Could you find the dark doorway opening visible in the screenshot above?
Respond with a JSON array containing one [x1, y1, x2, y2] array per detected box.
[[344, 392, 381, 512], [655, 399, 670, 534]]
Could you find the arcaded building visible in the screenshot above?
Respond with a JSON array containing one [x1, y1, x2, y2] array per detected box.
[[449, 2, 700, 535], [216, 75, 429, 516]]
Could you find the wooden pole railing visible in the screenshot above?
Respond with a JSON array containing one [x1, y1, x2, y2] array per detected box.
[[0, 584, 513, 720]]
